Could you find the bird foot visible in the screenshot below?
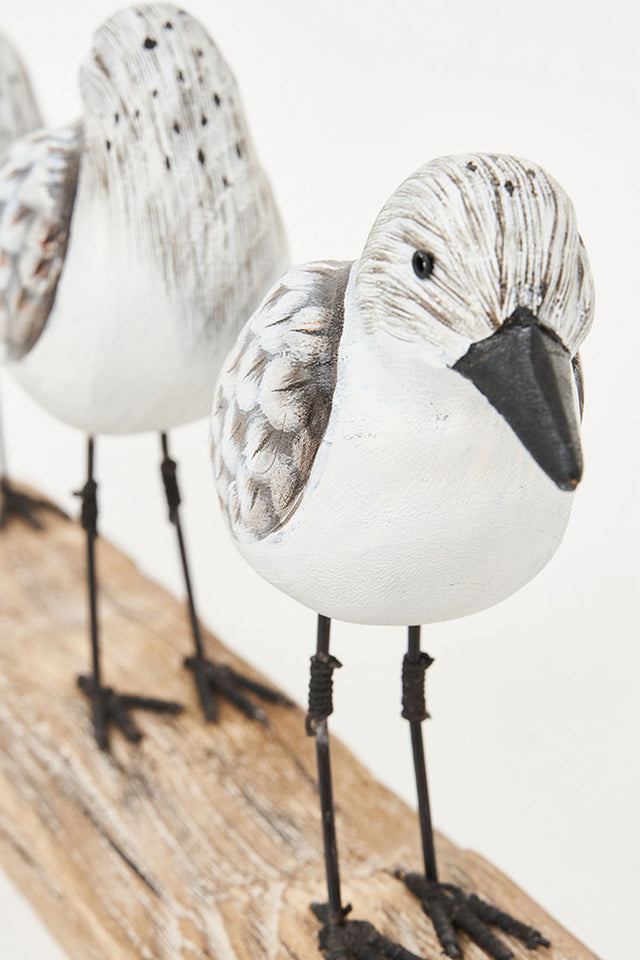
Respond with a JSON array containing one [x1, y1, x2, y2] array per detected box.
[[77, 675, 184, 751], [0, 478, 68, 531], [312, 903, 427, 960], [396, 871, 550, 960], [184, 655, 294, 725]]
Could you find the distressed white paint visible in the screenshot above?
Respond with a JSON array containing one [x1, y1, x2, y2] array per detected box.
[[213, 154, 593, 625], [1, 4, 287, 435]]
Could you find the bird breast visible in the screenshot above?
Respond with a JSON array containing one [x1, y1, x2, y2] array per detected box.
[[233, 301, 575, 626]]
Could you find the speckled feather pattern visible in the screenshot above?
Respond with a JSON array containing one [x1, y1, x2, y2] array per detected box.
[[0, 33, 42, 155], [356, 154, 594, 360], [0, 126, 80, 360], [213, 261, 350, 542], [78, 4, 286, 345]]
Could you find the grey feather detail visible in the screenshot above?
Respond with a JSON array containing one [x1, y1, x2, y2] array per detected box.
[[213, 261, 351, 542], [0, 33, 42, 155], [0, 124, 81, 359]]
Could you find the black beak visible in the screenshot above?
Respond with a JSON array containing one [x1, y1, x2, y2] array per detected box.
[[453, 307, 583, 491]]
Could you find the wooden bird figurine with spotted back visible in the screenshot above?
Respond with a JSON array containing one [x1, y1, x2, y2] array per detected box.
[[0, 4, 291, 748]]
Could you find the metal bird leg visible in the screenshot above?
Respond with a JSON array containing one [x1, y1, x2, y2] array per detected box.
[[76, 436, 183, 750], [160, 432, 292, 723], [308, 615, 426, 960], [396, 626, 550, 960]]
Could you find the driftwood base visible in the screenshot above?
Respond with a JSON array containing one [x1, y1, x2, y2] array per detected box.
[[0, 495, 599, 960]]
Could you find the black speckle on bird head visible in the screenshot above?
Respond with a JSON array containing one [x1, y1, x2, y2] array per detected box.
[[235, 142, 242, 158], [143, 37, 157, 50], [198, 148, 205, 165], [165, 156, 171, 170], [466, 161, 477, 172], [201, 114, 208, 126], [196, 48, 204, 58], [164, 20, 173, 29], [177, 69, 185, 83], [214, 93, 222, 107], [504, 180, 515, 196], [105, 139, 111, 151], [152, 89, 159, 98], [114, 112, 120, 124], [134, 109, 140, 119], [173, 121, 181, 134], [223, 175, 230, 187]]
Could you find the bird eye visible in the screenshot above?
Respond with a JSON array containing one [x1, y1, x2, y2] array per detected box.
[[412, 250, 435, 279]]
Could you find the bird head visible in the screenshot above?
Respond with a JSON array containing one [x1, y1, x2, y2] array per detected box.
[[353, 154, 594, 491]]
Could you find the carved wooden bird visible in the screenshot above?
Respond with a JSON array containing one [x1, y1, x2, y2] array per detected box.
[[212, 154, 593, 960], [0, 4, 290, 748]]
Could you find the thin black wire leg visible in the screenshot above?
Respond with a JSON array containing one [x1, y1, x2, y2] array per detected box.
[[308, 617, 427, 960], [184, 655, 293, 724], [159, 433, 292, 725], [398, 627, 549, 960], [396, 873, 549, 960], [77, 675, 184, 751], [311, 904, 426, 960], [75, 437, 183, 751], [0, 476, 68, 531]]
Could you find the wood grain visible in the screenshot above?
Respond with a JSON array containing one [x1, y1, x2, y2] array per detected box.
[[0, 497, 600, 960]]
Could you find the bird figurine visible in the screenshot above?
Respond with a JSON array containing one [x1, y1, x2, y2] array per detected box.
[[0, 3, 291, 749], [212, 153, 593, 960], [0, 30, 66, 529]]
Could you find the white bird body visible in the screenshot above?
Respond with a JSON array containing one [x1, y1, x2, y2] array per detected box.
[[10, 156, 250, 433], [1, 5, 287, 435], [213, 155, 592, 626], [216, 266, 576, 625]]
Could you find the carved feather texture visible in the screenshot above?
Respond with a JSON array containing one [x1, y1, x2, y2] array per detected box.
[[213, 262, 350, 543], [0, 33, 42, 156], [0, 125, 80, 360], [78, 3, 286, 345], [356, 154, 594, 360]]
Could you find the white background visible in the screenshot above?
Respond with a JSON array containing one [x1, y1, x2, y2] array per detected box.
[[0, 1, 638, 958]]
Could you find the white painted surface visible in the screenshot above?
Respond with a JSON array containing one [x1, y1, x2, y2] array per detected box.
[[0, 2, 637, 959]]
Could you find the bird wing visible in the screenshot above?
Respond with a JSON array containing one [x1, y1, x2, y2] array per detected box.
[[213, 261, 352, 543], [0, 124, 81, 361], [0, 32, 42, 154]]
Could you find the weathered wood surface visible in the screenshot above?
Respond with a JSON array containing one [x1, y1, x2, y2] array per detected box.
[[0, 496, 599, 960]]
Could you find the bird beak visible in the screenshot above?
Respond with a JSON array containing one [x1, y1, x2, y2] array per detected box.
[[453, 307, 583, 491]]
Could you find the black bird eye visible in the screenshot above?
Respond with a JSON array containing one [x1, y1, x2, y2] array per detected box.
[[412, 250, 435, 279]]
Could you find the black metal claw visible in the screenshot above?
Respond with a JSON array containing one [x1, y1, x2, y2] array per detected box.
[[78, 676, 184, 751], [184, 655, 294, 725], [311, 903, 426, 960], [396, 872, 549, 960], [0, 478, 68, 531], [467, 895, 550, 950]]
